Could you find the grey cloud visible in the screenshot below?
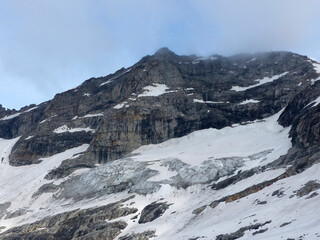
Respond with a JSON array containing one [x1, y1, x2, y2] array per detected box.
[[0, 0, 320, 109]]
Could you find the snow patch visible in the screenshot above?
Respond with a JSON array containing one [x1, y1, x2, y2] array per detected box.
[[0, 112, 21, 121], [131, 110, 291, 167], [231, 72, 289, 91], [247, 58, 256, 63], [53, 125, 95, 133], [72, 113, 104, 120], [238, 99, 260, 105], [25, 136, 34, 140], [0, 106, 39, 121], [138, 84, 176, 97], [100, 68, 131, 86], [39, 115, 57, 124], [193, 99, 227, 104], [114, 102, 129, 109], [24, 106, 38, 113], [305, 96, 320, 108]]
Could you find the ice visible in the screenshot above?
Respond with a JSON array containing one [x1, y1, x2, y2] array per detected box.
[[147, 161, 178, 182], [231, 72, 288, 91]]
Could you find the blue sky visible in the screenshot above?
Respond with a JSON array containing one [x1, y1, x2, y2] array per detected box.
[[1, 0, 320, 109]]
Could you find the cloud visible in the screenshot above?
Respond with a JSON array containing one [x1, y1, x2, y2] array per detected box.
[[190, 0, 320, 55], [0, 0, 320, 109]]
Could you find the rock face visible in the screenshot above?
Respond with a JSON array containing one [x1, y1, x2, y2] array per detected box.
[[1, 48, 320, 239], [2, 50, 316, 176], [0, 198, 137, 240], [138, 202, 170, 224]]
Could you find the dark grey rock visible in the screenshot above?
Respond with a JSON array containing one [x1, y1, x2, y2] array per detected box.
[[119, 230, 156, 240], [216, 220, 271, 240], [272, 189, 285, 198], [209, 201, 220, 209], [138, 202, 170, 224], [32, 183, 60, 198], [280, 221, 292, 227], [254, 199, 267, 205], [295, 180, 320, 198], [306, 192, 319, 199], [0, 197, 137, 240], [4, 209, 27, 219], [192, 205, 207, 215], [252, 228, 268, 236], [0, 202, 11, 219]]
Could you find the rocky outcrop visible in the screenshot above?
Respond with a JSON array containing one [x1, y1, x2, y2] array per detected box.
[[216, 220, 271, 240], [138, 202, 170, 224], [294, 180, 320, 198], [0, 197, 137, 240], [0, 202, 11, 220], [119, 231, 156, 240]]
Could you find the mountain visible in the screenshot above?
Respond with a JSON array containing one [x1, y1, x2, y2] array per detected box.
[[0, 48, 320, 239]]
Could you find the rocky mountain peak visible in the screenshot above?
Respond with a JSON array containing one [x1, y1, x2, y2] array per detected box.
[[153, 47, 177, 59], [1, 49, 320, 239]]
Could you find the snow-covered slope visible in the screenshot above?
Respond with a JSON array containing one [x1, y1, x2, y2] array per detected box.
[[0, 110, 319, 239]]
